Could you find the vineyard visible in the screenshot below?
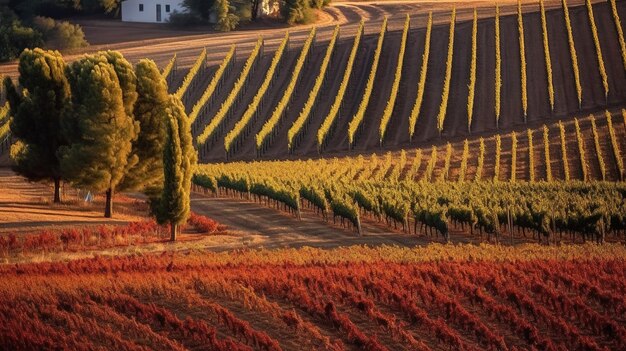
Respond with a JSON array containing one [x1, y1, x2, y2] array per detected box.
[[192, 111, 626, 242], [128, 0, 626, 162], [1, 244, 625, 350]]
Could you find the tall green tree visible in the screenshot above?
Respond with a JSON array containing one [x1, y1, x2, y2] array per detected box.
[[183, 0, 215, 20], [120, 59, 169, 193], [283, 0, 311, 25], [60, 53, 139, 218], [152, 96, 197, 241], [214, 0, 239, 32], [4, 48, 70, 203]]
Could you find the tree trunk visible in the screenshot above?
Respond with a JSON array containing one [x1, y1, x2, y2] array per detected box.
[[53, 177, 61, 203], [104, 188, 113, 218], [170, 223, 177, 242]]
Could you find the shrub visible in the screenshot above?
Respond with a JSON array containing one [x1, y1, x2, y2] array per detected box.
[[33, 16, 88, 50], [167, 10, 204, 27]]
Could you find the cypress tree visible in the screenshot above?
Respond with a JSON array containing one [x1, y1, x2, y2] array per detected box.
[[4, 48, 70, 203], [120, 59, 169, 193], [152, 96, 197, 241], [60, 53, 139, 218]]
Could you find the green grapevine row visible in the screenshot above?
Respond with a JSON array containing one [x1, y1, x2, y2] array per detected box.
[[256, 28, 316, 151]]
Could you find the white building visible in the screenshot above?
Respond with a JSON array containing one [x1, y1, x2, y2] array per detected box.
[[121, 0, 186, 23]]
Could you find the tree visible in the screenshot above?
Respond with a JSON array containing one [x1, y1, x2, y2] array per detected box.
[[151, 96, 197, 241], [214, 0, 239, 32], [183, 0, 215, 20], [120, 59, 169, 193], [59, 53, 139, 218], [4, 48, 71, 203], [283, 0, 310, 25]]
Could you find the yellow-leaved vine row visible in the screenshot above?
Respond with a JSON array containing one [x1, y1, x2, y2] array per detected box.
[[475, 137, 485, 181], [256, 28, 316, 150], [540, 0, 554, 111], [162, 53, 177, 80], [494, 134, 501, 181], [424, 146, 437, 182], [586, 0, 609, 99], [510, 132, 517, 182], [316, 20, 365, 149], [562, 0, 582, 108], [527, 129, 535, 182], [378, 14, 409, 146], [225, 33, 289, 153], [590, 115, 606, 181], [609, 0, 626, 73], [436, 8, 455, 134], [408, 12, 432, 140], [495, 4, 502, 127], [458, 139, 469, 182], [518, 0, 528, 121], [0, 103, 10, 140], [348, 18, 387, 147], [409, 149, 422, 180], [543, 125, 552, 182], [605, 111, 624, 181], [438, 142, 452, 181], [174, 48, 206, 100], [574, 118, 588, 181], [189, 45, 235, 125], [558, 121, 570, 181], [197, 37, 263, 145], [467, 9, 477, 132], [287, 25, 340, 150]]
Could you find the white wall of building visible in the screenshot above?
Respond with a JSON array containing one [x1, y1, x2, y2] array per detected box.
[[121, 0, 186, 23]]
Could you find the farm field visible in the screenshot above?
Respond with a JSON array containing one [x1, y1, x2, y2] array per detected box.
[[1, 0, 626, 348], [1, 245, 626, 350]]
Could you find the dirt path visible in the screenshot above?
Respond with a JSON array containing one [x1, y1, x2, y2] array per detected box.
[[0, 168, 143, 234], [191, 195, 428, 249]]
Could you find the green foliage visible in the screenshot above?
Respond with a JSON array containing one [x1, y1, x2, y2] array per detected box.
[[120, 59, 170, 193], [32, 16, 88, 50], [214, 0, 239, 32], [5, 48, 70, 202], [60, 52, 139, 217], [183, 0, 215, 20], [284, 0, 314, 25], [0, 10, 44, 62], [152, 96, 197, 240]]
